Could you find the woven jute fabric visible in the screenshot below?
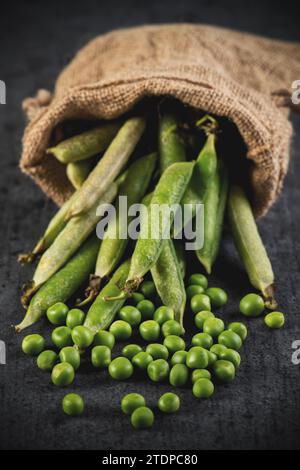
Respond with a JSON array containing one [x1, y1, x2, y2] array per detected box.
[[20, 24, 300, 216]]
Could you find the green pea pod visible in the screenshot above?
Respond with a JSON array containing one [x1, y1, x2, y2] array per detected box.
[[84, 258, 131, 333], [15, 236, 99, 332], [67, 117, 146, 218], [210, 165, 229, 266], [228, 185, 276, 308], [159, 113, 186, 173], [47, 123, 120, 163], [173, 240, 186, 279], [66, 159, 93, 190]]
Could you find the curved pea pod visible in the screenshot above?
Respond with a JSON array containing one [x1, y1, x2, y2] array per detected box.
[[173, 240, 186, 279], [47, 122, 120, 163], [67, 117, 146, 218], [151, 239, 186, 327], [228, 185, 276, 309], [66, 159, 93, 190], [15, 236, 99, 332], [84, 258, 131, 333], [210, 165, 229, 266], [159, 113, 186, 173]]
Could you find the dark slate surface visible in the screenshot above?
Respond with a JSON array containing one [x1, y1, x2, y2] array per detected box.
[[0, 0, 300, 451]]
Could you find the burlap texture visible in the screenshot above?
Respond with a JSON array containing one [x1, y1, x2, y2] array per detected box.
[[20, 24, 300, 216]]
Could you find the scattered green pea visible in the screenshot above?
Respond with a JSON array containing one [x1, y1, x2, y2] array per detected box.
[[161, 319, 183, 337], [93, 330, 115, 349], [52, 326, 73, 349], [190, 294, 211, 314], [22, 334, 45, 356], [169, 363, 189, 387], [71, 326, 93, 348], [147, 359, 170, 382], [219, 348, 241, 368], [213, 359, 235, 383], [206, 350, 217, 367], [36, 350, 57, 371], [206, 287, 228, 308], [46, 302, 69, 325], [153, 306, 175, 325], [122, 344, 143, 360], [194, 311, 215, 329], [121, 393, 146, 415], [59, 346, 81, 370], [129, 292, 145, 306], [186, 347, 208, 369], [191, 332, 213, 349], [163, 335, 186, 354], [91, 345, 111, 368], [203, 318, 224, 337], [51, 362, 75, 387], [191, 369, 211, 383], [119, 306, 142, 327], [192, 378, 214, 398], [264, 311, 285, 329], [170, 350, 188, 366], [186, 285, 205, 299], [109, 320, 132, 341], [66, 308, 85, 329], [137, 299, 155, 320], [139, 320, 160, 342], [227, 322, 248, 341], [188, 273, 208, 289], [210, 344, 228, 357], [140, 280, 156, 298], [62, 393, 84, 416], [146, 343, 169, 360], [132, 352, 153, 371], [108, 357, 133, 380], [131, 406, 154, 429], [239, 293, 264, 317], [218, 330, 242, 350], [158, 392, 180, 413]]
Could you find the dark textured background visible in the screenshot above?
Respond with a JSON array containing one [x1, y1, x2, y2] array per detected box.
[[0, 0, 300, 451]]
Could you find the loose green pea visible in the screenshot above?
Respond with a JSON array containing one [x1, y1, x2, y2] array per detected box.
[[62, 393, 84, 416], [146, 343, 169, 360], [169, 363, 189, 387], [210, 344, 228, 357], [139, 320, 160, 342], [153, 306, 175, 325], [132, 352, 153, 370], [158, 392, 180, 413], [131, 406, 154, 429], [213, 359, 235, 382], [218, 330, 242, 350], [163, 335, 186, 354], [203, 318, 224, 337], [22, 334, 45, 356], [147, 359, 170, 382], [37, 350, 57, 371], [170, 350, 188, 366], [46, 302, 69, 325], [121, 393, 146, 415], [186, 347, 208, 369], [192, 378, 214, 398], [52, 326, 73, 349], [239, 293, 264, 317], [51, 362, 75, 387], [186, 285, 205, 300], [219, 348, 241, 368], [194, 311, 215, 329], [191, 332, 213, 349], [191, 369, 211, 383], [108, 357, 133, 380], [59, 346, 81, 370], [66, 308, 85, 329], [188, 274, 208, 289], [93, 330, 115, 349], [162, 320, 183, 337], [207, 350, 217, 367], [140, 280, 156, 299], [190, 294, 211, 314], [122, 344, 143, 360], [119, 306, 142, 327], [71, 326, 93, 348], [129, 292, 145, 306], [137, 299, 155, 320], [206, 287, 228, 308], [91, 345, 111, 368], [264, 311, 285, 329], [227, 322, 248, 341], [109, 320, 132, 341]]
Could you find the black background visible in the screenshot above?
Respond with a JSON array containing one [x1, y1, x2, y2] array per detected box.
[[0, 0, 300, 451]]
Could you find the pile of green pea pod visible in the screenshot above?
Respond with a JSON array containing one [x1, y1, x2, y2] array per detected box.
[[17, 106, 285, 427]]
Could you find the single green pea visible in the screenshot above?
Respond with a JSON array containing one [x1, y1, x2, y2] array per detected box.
[[62, 393, 84, 416], [108, 357, 133, 380], [122, 344, 143, 360], [192, 378, 214, 398], [186, 285, 205, 300], [170, 350, 188, 366], [146, 343, 169, 360], [207, 350, 217, 367], [158, 392, 180, 413], [213, 359, 235, 383], [161, 319, 183, 337], [22, 334, 45, 356], [46, 302, 69, 325], [140, 280, 156, 299], [109, 320, 132, 341], [139, 320, 160, 342], [51, 362, 75, 387], [147, 359, 170, 382], [191, 332, 213, 349], [128, 292, 145, 306], [206, 287, 228, 308], [186, 347, 208, 369], [121, 393, 146, 415], [71, 326, 94, 349], [153, 306, 175, 325], [188, 273, 208, 289], [93, 330, 115, 349], [36, 350, 57, 371], [132, 352, 153, 371], [210, 344, 228, 357], [203, 318, 225, 338], [136, 299, 155, 320], [91, 345, 111, 368], [264, 311, 285, 329], [239, 293, 265, 317], [169, 363, 189, 387], [131, 406, 154, 429], [194, 310, 215, 329], [66, 308, 85, 329], [191, 369, 211, 383], [218, 330, 242, 350], [219, 348, 241, 368], [119, 306, 142, 327], [163, 335, 186, 354], [52, 326, 73, 349], [190, 294, 211, 314], [227, 322, 248, 341], [59, 346, 81, 370]]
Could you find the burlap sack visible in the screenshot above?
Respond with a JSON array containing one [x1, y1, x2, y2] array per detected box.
[[20, 24, 300, 216]]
